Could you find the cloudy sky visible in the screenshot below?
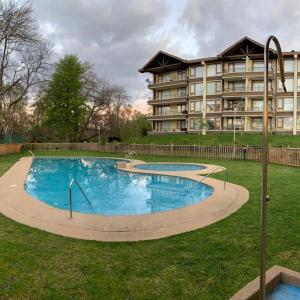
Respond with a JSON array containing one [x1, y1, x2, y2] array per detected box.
[[32, 0, 300, 112]]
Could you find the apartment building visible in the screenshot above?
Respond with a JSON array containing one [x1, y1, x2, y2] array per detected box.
[[139, 36, 300, 135]]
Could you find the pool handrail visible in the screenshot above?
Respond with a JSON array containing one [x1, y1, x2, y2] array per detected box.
[[69, 178, 93, 219], [199, 166, 226, 190], [28, 150, 35, 157], [124, 150, 136, 162]]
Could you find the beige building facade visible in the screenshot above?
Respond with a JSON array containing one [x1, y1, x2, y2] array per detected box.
[[139, 36, 300, 135]]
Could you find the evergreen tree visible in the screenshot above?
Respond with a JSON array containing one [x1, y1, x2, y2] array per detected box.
[[43, 55, 86, 141]]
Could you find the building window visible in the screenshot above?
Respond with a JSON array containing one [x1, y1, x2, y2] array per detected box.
[[251, 80, 272, 92], [250, 118, 272, 130], [157, 73, 171, 83], [177, 87, 186, 97], [207, 64, 221, 76], [297, 117, 300, 130], [298, 98, 300, 110], [161, 121, 171, 131], [160, 90, 171, 99], [190, 118, 201, 130], [224, 118, 245, 130], [251, 118, 263, 130], [207, 81, 221, 95], [156, 106, 170, 116], [277, 117, 293, 130], [177, 70, 187, 80], [252, 80, 264, 92], [252, 61, 264, 72], [177, 104, 186, 113], [207, 118, 220, 130], [190, 83, 203, 96], [207, 99, 221, 112], [227, 80, 245, 92], [278, 78, 293, 92], [297, 78, 300, 91], [277, 97, 293, 111], [176, 120, 186, 130], [224, 100, 245, 111], [250, 99, 272, 112], [251, 100, 263, 112], [190, 66, 203, 78], [228, 62, 246, 73], [284, 59, 294, 72], [190, 100, 203, 113]]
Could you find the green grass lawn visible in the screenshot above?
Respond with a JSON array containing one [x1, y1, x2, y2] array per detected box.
[[124, 132, 300, 147], [0, 151, 299, 299]]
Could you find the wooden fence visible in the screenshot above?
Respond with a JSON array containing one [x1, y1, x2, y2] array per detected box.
[[0, 144, 23, 155], [24, 142, 300, 167]]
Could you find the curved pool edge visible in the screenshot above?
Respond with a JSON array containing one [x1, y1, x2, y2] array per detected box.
[[0, 157, 249, 242], [127, 160, 225, 176]]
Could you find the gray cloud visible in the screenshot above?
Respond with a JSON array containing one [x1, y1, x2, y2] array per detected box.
[[31, 0, 300, 112], [180, 0, 300, 57], [32, 0, 173, 111]]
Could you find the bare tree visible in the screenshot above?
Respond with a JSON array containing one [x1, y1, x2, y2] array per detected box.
[[103, 86, 130, 137], [78, 63, 115, 141], [0, 0, 51, 138]]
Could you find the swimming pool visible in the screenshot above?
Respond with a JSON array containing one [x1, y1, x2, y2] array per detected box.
[[267, 283, 300, 300], [135, 163, 206, 172], [25, 158, 213, 216]]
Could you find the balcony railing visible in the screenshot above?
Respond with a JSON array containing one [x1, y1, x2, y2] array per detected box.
[[223, 66, 274, 73], [223, 85, 273, 93], [151, 111, 187, 117], [223, 86, 246, 92], [222, 106, 245, 112], [152, 128, 187, 133], [223, 66, 246, 73], [148, 93, 187, 101], [156, 74, 187, 83], [223, 125, 245, 130], [248, 106, 274, 112]]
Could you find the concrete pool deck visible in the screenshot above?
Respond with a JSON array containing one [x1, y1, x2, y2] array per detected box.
[[230, 265, 300, 299], [0, 157, 249, 242]]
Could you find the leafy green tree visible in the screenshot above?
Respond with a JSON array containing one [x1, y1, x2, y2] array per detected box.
[[43, 55, 87, 141]]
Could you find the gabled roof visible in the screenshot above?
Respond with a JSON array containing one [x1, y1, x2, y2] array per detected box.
[[218, 36, 276, 57], [139, 51, 187, 73]]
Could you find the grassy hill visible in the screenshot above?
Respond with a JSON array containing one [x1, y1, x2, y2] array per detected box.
[[124, 133, 300, 147]]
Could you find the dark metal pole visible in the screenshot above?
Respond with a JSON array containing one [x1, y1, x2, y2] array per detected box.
[[260, 35, 286, 300]]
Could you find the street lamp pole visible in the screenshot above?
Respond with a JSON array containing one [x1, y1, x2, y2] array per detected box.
[[233, 104, 237, 147], [259, 35, 286, 300]]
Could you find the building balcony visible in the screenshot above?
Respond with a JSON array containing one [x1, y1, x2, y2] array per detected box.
[[148, 111, 187, 120], [222, 108, 245, 115], [247, 125, 273, 131], [222, 85, 273, 97], [222, 66, 274, 79], [148, 128, 187, 135], [247, 107, 274, 113], [223, 125, 245, 130], [148, 95, 187, 105], [148, 76, 188, 89]]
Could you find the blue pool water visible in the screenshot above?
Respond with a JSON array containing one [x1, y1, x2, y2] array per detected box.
[[267, 283, 300, 300], [135, 163, 206, 172], [25, 158, 214, 215]]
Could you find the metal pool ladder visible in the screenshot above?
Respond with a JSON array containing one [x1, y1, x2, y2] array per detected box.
[[186, 166, 226, 191], [69, 178, 93, 219], [28, 150, 35, 157]]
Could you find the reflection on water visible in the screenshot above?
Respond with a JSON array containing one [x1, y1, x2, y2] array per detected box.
[[25, 158, 214, 215]]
